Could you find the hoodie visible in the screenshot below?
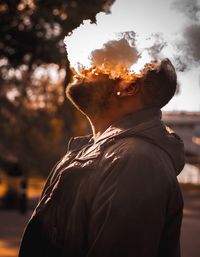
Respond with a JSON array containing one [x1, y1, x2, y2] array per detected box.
[[19, 108, 185, 257]]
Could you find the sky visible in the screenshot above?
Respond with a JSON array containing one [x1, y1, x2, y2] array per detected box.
[[64, 0, 200, 112]]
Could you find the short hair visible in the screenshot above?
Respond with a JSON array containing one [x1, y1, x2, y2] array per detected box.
[[138, 58, 177, 108]]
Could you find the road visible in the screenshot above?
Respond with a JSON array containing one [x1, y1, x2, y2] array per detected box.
[[181, 216, 200, 257]]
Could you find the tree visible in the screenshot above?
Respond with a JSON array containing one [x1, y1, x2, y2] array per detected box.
[[0, 0, 115, 176], [0, 0, 114, 81]]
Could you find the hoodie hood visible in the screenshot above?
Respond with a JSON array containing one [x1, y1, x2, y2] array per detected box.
[[94, 108, 185, 176], [69, 108, 185, 176]]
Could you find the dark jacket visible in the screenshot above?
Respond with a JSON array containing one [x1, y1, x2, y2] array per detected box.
[[19, 108, 185, 257]]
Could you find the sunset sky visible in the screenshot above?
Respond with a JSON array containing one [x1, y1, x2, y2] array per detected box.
[[65, 0, 200, 112]]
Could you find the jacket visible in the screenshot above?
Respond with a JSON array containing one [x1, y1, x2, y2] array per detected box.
[[19, 108, 185, 257]]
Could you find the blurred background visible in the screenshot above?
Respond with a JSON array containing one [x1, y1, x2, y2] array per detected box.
[[0, 0, 200, 257]]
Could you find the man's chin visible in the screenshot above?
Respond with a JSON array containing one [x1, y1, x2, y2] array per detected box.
[[66, 82, 92, 114], [66, 78, 115, 116]]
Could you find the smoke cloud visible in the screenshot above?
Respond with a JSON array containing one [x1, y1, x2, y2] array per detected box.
[[146, 33, 167, 60], [172, 0, 200, 70], [182, 24, 200, 62], [172, 0, 200, 22], [90, 37, 139, 70]]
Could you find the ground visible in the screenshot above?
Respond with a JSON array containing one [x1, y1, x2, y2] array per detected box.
[[180, 186, 200, 257], [0, 183, 200, 257]]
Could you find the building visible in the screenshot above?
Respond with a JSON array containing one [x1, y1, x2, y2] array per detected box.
[[163, 112, 200, 165]]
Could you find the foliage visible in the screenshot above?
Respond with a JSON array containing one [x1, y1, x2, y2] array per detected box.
[[0, 0, 114, 73], [0, 0, 115, 176]]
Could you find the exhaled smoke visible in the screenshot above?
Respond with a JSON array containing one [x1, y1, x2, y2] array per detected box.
[[146, 33, 167, 60], [173, 24, 200, 71], [90, 37, 139, 71], [172, 0, 200, 71], [172, 0, 200, 22], [182, 24, 200, 62]]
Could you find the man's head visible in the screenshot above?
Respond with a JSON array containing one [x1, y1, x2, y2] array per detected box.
[[138, 58, 177, 109], [66, 58, 177, 118]]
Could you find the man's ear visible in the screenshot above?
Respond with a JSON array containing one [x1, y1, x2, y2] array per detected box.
[[120, 83, 140, 97]]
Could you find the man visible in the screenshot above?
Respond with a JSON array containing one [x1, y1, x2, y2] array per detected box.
[[19, 58, 185, 257]]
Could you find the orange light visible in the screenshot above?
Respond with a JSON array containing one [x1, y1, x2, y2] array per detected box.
[[192, 136, 200, 145], [71, 66, 142, 85], [70, 61, 158, 84]]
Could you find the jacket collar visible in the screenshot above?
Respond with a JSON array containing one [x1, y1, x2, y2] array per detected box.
[[67, 134, 93, 153], [94, 108, 162, 144], [68, 108, 161, 152]]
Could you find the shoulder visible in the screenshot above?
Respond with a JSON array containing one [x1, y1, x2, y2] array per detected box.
[[103, 136, 161, 164], [101, 136, 175, 190]]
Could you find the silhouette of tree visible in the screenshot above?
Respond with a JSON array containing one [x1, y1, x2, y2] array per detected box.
[[0, 0, 115, 176]]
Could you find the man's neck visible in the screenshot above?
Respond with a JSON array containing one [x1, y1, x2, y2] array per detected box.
[[88, 108, 141, 142], [87, 115, 116, 142]]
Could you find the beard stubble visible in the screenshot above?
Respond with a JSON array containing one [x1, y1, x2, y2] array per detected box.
[[66, 79, 116, 116]]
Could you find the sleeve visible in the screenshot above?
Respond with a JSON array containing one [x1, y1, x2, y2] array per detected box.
[[87, 152, 170, 257], [40, 137, 76, 200], [39, 158, 62, 200]]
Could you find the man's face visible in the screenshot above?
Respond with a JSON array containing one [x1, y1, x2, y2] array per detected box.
[[66, 74, 117, 116]]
